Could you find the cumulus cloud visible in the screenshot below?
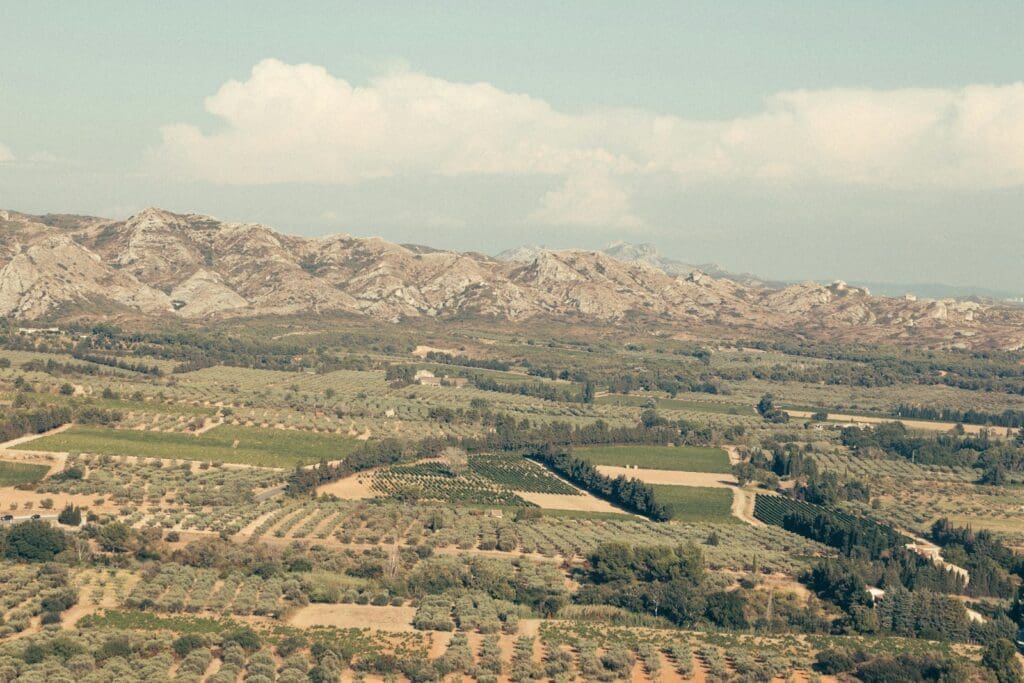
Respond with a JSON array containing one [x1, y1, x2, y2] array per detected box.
[[531, 171, 643, 229], [154, 59, 1024, 199]]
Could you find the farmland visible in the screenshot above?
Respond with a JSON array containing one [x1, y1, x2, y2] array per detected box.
[[0, 316, 1021, 681], [14, 424, 360, 467], [594, 393, 756, 415], [649, 485, 737, 523], [576, 445, 732, 473], [0, 461, 49, 486]]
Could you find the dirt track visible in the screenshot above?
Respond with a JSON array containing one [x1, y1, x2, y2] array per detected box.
[[785, 410, 1013, 436]]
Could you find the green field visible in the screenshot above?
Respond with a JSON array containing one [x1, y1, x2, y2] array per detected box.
[[0, 461, 50, 486], [595, 394, 754, 415], [14, 425, 360, 468], [650, 485, 737, 523], [576, 445, 731, 473]]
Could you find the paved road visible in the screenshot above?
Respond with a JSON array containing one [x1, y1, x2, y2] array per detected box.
[[0, 514, 58, 524]]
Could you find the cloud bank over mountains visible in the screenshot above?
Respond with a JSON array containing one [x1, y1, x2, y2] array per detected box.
[[153, 59, 1024, 229]]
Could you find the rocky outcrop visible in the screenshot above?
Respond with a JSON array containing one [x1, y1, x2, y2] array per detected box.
[[1, 207, 1022, 350], [0, 233, 171, 318]]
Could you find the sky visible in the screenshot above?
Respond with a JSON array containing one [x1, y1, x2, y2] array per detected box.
[[1, 1, 1023, 293]]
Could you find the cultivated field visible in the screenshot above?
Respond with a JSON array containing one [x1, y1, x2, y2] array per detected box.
[[577, 445, 732, 472], [15, 424, 360, 467]]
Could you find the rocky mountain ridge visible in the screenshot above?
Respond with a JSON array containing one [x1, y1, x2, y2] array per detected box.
[[1, 208, 1021, 350]]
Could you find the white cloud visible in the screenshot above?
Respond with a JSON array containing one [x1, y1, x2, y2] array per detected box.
[[153, 59, 1024, 201], [155, 59, 624, 184], [0, 142, 14, 163], [531, 171, 643, 229]]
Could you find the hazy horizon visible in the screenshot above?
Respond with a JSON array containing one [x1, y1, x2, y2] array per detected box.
[[2, 2, 1023, 292]]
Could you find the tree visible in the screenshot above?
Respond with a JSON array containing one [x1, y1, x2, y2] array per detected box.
[[705, 591, 748, 629], [814, 648, 856, 675], [587, 542, 636, 584], [757, 394, 776, 417], [982, 639, 1024, 683], [756, 394, 789, 423], [732, 462, 756, 486], [96, 521, 133, 553], [3, 520, 67, 561], [979, 463, 1008, 486], [59, 383, 75, 395], [58, 505, 82, 526]]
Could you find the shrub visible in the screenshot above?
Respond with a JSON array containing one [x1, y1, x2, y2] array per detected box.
[[277, 634, 307, 658], [222, 626, 260, 651], [815, 648, 857, 675], [173, 634, 207, 657]]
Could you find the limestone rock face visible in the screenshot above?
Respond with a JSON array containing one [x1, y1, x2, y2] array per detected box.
[[169, 269, 249, 318], [0, 233, 170, 318], [1, 207, 1022, 350]]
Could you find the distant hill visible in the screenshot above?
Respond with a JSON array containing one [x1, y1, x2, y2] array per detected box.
[[2, 207, 1023, 350], [848, 280, 1022, 302]]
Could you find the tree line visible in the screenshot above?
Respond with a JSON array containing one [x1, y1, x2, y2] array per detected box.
[[896, 403, 1024, 429], [526, 445, 669, 521]]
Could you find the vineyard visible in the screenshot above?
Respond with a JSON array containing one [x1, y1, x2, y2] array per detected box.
[[576, 445, 732, 473], [649, 485, 736, 523], [0, 461, 48, 486], [753, 494, 908, 551]]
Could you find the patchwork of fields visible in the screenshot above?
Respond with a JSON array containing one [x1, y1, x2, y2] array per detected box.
[[0, 321, 1020, 681]]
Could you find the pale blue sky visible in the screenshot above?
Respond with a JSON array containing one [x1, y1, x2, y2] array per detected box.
[[2, 2, 1023, 292]]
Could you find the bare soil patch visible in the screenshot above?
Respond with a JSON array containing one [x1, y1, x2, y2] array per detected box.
[[412, 345, 458, 358], [730, 486, 765, 526], [596, 466, 738, 488], [517, 491, 624, 514], [287, 604, 416, 631], [316, 472, 377, 499]]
